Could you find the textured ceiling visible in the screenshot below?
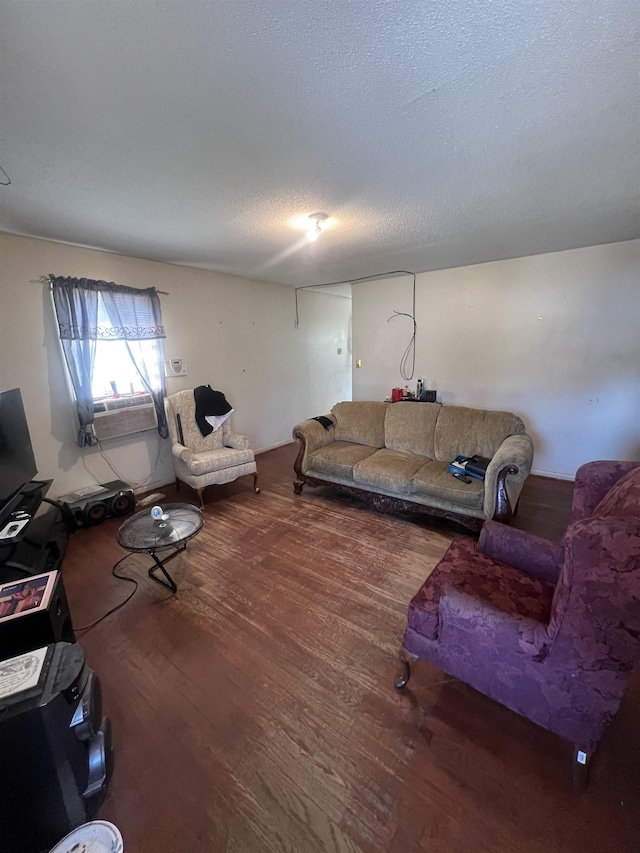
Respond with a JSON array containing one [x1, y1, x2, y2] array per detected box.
[[0, 1, 638, 287]]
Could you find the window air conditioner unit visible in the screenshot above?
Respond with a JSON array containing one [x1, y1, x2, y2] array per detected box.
[[92, 394, 158, 441]]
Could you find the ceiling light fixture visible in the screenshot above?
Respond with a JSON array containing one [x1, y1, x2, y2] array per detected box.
[[307, 212, 328, 242]]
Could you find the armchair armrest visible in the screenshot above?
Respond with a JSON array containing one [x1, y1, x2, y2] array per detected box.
[[546, 515, 640, 646], [565, 515, 640, 575], [172, 443, 193, 464], [439, 585, 550, 658], [478, 520, 563, 582], [483, 433, 534, 521], [571, 461, 640, 523], [225, 432, 249, 450]]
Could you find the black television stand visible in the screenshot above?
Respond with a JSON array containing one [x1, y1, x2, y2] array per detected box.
[[0, 480, 69, 583]]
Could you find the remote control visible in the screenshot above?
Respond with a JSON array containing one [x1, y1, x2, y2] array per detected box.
[[452, 472, 472, 484]]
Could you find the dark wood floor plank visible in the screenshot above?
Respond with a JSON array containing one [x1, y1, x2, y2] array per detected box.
[[56, 443, 639, 852]]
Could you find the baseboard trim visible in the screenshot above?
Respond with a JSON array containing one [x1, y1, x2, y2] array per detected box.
[[255, 439, 295, 455], [531, 468, 574, 482], [140, 455, 571, 491], [133, 443, 296, 494], [133, 477, 175, 495]]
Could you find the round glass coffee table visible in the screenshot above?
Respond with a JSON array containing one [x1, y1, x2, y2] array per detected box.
[[116, 503, 204, 593]]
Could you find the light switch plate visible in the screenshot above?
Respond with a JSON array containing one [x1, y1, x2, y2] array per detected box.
[[165, 358, 188, 377]]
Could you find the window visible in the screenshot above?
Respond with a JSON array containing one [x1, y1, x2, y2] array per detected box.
[[50, 275, 168, 446], [91, 339, 162, 400]]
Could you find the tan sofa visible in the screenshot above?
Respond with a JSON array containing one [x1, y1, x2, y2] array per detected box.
[[292, 401, 534, 531]]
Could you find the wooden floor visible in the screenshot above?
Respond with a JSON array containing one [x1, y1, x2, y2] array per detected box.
[[62, 444, 640, 852]]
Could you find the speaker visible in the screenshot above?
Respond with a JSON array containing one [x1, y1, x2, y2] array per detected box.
[[0, 571, 75, 662], [0, 643, 113, 853], [58, 479, 135, 529]]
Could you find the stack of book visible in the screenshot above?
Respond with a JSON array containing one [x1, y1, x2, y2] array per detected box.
[[447, 455, 491, 480]]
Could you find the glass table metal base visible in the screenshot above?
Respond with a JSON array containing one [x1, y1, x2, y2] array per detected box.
[[116, 503, 204, 594], [146, 544, 187, 593]]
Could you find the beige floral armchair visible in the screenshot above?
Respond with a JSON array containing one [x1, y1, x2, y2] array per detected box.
[[164, 390, 259, 509]]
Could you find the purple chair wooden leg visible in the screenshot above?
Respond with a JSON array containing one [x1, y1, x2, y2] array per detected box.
[[394, 648, 417, 691], [572, 746, 591, 789]]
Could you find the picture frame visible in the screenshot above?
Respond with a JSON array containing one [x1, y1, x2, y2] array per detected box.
[[0, 571, 57, 624]]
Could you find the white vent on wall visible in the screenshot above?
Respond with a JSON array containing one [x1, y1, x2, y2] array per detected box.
[[92, 394, 158, 442]]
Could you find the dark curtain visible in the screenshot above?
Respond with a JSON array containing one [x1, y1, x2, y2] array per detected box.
[[51, 275, 168, 447]]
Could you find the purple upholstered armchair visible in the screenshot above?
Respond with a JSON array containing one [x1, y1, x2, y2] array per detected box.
[[396, 460, 640, 776]]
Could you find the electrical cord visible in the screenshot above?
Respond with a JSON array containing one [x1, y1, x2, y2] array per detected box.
[[96, 435, 163, 489], [294, 269, 417, 326], [76, 432, 163, 494], [294, 269, 417, 381], [74, 552, 139, 637], [387, 272, 416, 380]]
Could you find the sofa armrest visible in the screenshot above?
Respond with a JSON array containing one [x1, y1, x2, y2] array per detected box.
[[292, 415, 336, 464], [571, 460, 640, 523], [292, 417, 335, 477], [483, 433, 534, 521], [225, 432, 249, 450], [439, 584, 550, 657], [478, 520, 563, 582], [292, 416, 335, 451], [172, 443, 193, 464]]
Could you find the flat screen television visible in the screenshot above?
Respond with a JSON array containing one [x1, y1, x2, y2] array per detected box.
[[0, 388, 38, 525]]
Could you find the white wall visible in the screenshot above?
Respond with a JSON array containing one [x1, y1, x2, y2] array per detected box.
[[0, 233, 351, 496], [352, 240, 640, 479]]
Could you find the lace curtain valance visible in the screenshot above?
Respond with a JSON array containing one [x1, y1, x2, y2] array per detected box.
[[51, 276, 166, 341]]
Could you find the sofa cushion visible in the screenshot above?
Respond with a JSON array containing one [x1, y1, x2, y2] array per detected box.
[[353, 448, 426, 495], [407, 536, 555, 641], [332, 401, 389, 448], [412, 460, 484, 508], [433, 405, 525, 462], [385, 402, 440, 458], [308, 441, 377, 480], [592, 467, 640, 518]]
